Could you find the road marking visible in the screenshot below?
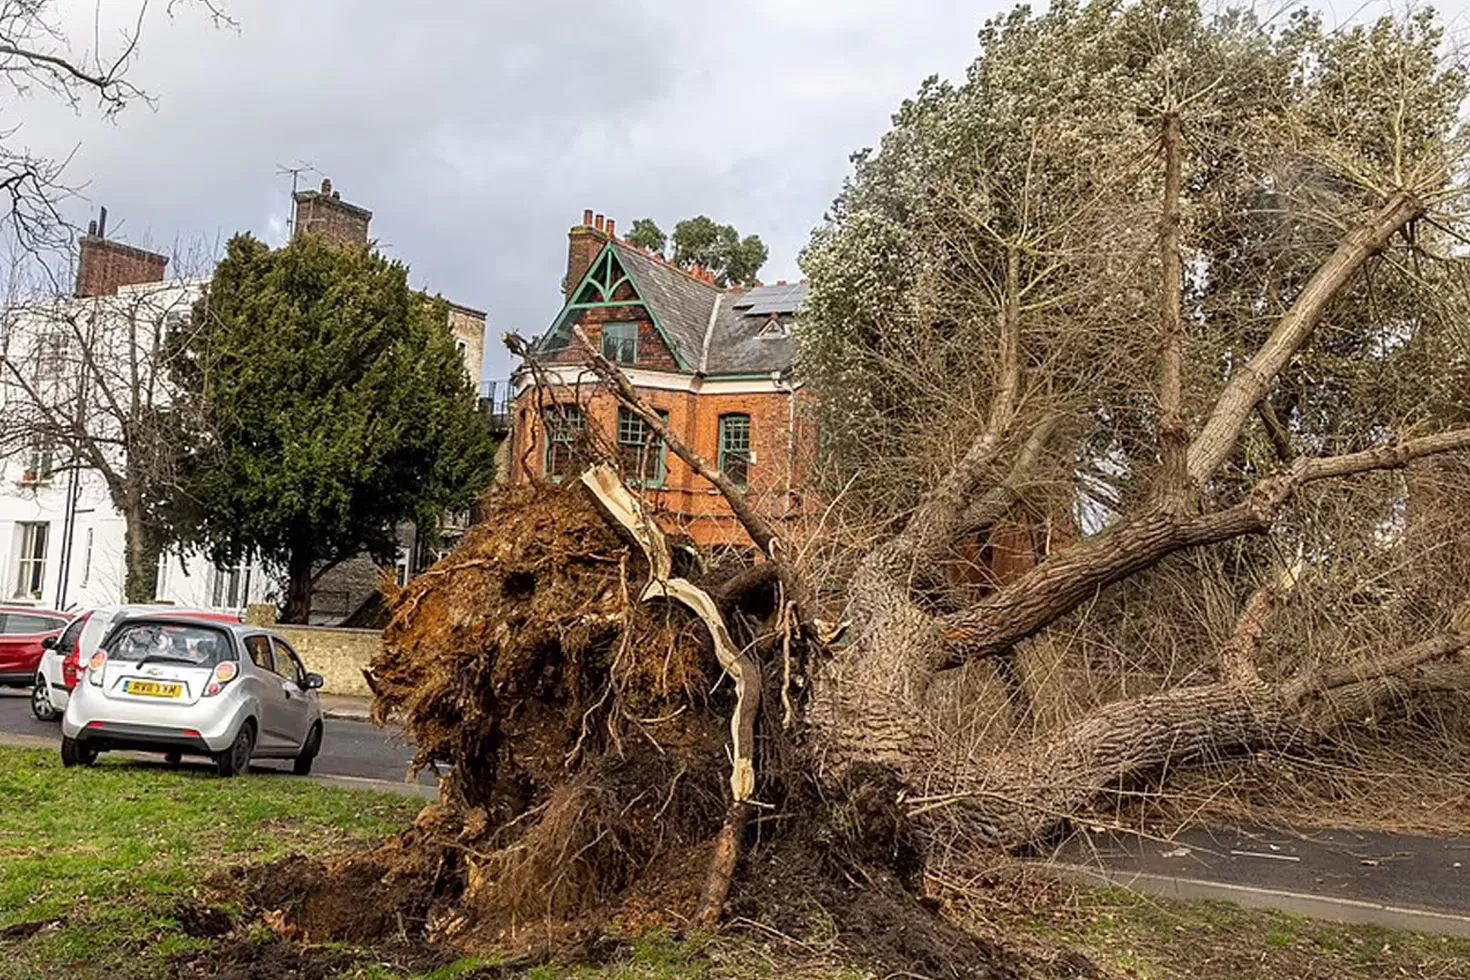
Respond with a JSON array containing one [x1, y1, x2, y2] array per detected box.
[[1043, 861, 1470, 937], [1230, 849, 1302, 862]]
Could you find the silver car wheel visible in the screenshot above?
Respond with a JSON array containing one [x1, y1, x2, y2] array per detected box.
[[30, 678, 57, 721]]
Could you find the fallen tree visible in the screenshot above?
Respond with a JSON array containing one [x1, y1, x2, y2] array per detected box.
[[240, 2, 1470, 969]]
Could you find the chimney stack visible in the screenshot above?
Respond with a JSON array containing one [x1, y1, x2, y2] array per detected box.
[[292, 176, 372, 246], [564, 207, 612, 299], [74, 209, 168, 298]]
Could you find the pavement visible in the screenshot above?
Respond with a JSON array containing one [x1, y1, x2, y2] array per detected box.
[[317, 693, 372, 721], [0, 688, 436, 798], [1045, 823, 1470, 936]]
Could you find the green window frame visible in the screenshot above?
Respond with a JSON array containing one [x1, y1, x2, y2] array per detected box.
[[618, 407, 667, 488], [718, 414, 751, 490], [543, 405, 585, 481], [601, 322, 638, 364]]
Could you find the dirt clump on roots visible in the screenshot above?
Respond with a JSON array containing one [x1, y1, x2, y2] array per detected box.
[[214, 482, 1097, 978], [227, 483, 734, 953]]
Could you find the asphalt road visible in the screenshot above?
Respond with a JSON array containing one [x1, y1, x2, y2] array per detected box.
[[1048, 823, 1470, 926], [0, 687, 434, 788]]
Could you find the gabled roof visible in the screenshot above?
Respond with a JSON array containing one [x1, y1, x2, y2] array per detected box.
[[539, 241, 808, 378]]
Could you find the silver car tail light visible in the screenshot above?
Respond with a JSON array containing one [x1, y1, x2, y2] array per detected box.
[[202, 660, 238, 697]]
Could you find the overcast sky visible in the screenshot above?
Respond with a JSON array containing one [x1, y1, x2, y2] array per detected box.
[[15, 0, 1001, 386], [23, 2, 1469, 388]]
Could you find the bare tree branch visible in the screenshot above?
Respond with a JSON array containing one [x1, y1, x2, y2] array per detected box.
[[1156, 110, 1187, 508], [1187, 191, 1424, 485]]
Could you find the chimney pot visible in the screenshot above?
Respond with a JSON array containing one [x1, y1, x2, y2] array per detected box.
[[605, 218, 616, 238], [321, 178, 332, 194], [87, 219, 97, 236], [594, 214, 605, 232], [583, 208, 594, 226], [97, 206, 108, 239]]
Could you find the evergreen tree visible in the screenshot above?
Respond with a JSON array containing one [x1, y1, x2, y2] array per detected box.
[[173, 233, 498, 622]]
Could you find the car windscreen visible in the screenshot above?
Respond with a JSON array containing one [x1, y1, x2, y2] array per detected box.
[[104, 622, 236, 668]]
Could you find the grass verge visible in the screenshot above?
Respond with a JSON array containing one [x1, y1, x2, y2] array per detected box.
[[3, 744, 1469, 978], [998, 880, 1470, 979], [0, 745, 421, 979]]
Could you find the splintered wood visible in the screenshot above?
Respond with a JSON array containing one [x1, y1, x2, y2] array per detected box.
[[580, 464, 761, 801]]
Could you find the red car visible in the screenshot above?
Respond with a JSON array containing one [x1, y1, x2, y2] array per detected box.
[[0, 607, 72, 689]]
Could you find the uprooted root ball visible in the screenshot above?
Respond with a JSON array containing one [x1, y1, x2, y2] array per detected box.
[[353, 483, 735, 945]]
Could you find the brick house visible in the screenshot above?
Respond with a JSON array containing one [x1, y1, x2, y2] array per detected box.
[[510, 211, 810, 549]]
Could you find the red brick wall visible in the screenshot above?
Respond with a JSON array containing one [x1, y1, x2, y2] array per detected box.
[[563, 224, 609, 298], [547, 309, 681, 372], [511, 382, 806, 548], [293, 185, 371, 246], [75, 237, 168, 297]]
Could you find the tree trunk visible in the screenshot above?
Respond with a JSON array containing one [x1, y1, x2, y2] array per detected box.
[[122, 503, 160, 604], [283, 548, 314, 624]]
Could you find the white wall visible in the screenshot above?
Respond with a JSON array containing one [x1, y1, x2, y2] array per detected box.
[[0, 455, 269, 614]]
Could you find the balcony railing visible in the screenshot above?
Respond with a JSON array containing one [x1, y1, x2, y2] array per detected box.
[[479, 380, 512, 435]]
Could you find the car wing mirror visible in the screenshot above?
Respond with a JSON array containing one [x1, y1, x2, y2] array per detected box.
[[304, 673, 325, 691], [41, 636, 58, 650]]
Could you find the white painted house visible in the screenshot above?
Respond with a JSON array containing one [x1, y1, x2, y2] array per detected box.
[[0, 265, 273, 615]]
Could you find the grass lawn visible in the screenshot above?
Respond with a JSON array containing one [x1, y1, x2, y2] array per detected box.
[[2, 745, 1468, 979], [0, 745, 423, 979]]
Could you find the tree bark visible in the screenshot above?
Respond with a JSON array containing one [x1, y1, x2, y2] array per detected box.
[[122, 505, 160, 604], [283, 547, 314, 624], [1156, 111, 1188, 509], [916, 626, 1467, 851], [1186, 192, 1422, 485]]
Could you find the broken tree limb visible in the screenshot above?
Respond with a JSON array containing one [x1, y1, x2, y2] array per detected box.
[[927, 619, 1469, 850], [581, 464, 761, 802], [937, 429, 1470, 665], [1156, 109, 1189, 510], [1186, 191, 1423, 485], [1219, 553, 1303, 688]]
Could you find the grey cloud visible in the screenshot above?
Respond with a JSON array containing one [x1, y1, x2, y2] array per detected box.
[[21, 0, 991, 382]]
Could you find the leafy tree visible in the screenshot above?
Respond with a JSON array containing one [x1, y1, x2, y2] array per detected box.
[[173, 233, 498, 623], [670, 216, 768, 286], [779, 0, 1470, 847], [625, 218, 667, 255]]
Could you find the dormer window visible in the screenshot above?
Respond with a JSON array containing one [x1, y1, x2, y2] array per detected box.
[[602, 322, 638, 364]]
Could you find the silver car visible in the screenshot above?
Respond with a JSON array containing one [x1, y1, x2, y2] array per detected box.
[[61, 616, 325, 777]]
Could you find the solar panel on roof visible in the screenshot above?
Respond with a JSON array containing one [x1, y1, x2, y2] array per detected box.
[[737, 283, 807, 316]]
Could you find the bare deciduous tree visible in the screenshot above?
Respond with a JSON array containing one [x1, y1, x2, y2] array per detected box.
[[0, 0, 231, 257]]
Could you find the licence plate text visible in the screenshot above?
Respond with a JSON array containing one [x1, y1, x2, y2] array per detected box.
[[123, 680, 183, 698]]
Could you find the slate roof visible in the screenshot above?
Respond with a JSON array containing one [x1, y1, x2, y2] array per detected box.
[[610, 242, 805, 377]]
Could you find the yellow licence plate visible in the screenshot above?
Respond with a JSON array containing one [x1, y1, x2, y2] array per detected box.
[[124, 680, 183, 698]]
